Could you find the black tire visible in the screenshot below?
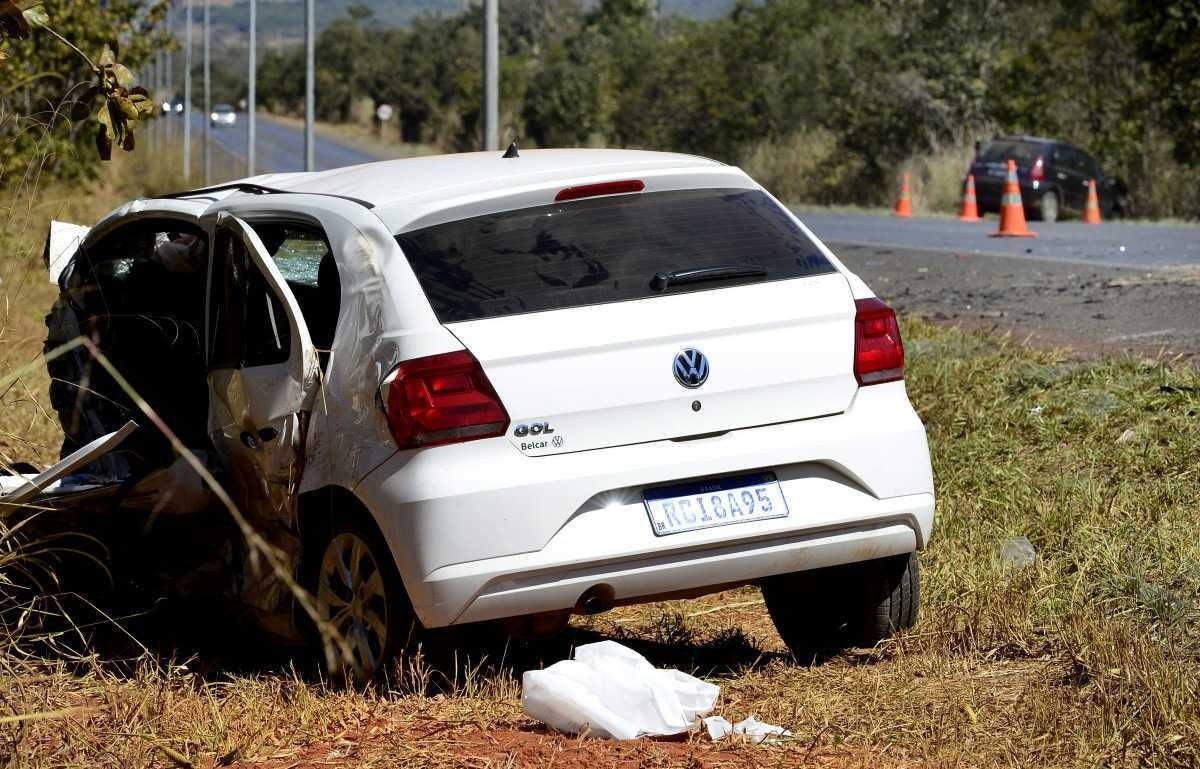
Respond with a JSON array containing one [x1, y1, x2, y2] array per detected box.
[[1035, 190, 1059, 223], [762, 552, 920, 660], [304, 511, 417, 682]]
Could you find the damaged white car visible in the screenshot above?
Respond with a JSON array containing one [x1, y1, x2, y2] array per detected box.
[[5, 148, 934, 676]]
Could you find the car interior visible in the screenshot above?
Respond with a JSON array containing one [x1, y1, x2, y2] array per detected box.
[[46, 218, 212, 482]]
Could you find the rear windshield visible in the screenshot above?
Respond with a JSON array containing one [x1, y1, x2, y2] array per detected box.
[[395, 188, 835, 322], [979, 140, 1044, 165]]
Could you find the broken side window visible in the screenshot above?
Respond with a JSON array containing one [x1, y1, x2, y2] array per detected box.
[[248, 222, 340, 370], [208, 228, 291, 370]]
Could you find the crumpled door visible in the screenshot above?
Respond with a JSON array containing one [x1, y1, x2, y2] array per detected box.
[[203, 212, 318, 626]]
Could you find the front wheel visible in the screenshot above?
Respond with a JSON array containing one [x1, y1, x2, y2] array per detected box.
[[762, 552, 920, 661], [309, 516, 416, 681]]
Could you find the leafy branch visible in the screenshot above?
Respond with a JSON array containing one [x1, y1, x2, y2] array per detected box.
[[1, 0, 155, 160]]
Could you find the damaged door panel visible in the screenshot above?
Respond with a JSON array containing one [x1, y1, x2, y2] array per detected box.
[[203, 212, 319, 635]]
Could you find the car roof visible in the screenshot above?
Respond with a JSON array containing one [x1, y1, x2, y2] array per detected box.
[[234, 148, 733, 232]]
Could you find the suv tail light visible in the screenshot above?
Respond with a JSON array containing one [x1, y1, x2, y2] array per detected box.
[[854, 298, 904, 385], [380, 350, 510, 449], [1031, 156, 1045, 182]]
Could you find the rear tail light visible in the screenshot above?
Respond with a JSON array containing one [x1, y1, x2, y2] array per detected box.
[[1031, 156, 1045, 182], [854, 298, 904, 386], [380, 350, 510, 449]]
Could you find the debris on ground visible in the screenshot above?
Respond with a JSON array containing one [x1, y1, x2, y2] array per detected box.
[[521, 640, 719, 740], [1000, 535, 1037, 570], [703, 715, 793, 743]]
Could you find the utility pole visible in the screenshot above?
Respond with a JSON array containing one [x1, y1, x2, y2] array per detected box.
[[247, 0, 257, 176], [483, 0, 499, 151], [164, 2, 172, 101], [203, 0, 211, 186], [183, 0, 192, 181], [304, 0, 315, 171]]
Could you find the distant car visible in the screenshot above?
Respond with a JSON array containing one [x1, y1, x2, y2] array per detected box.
[[969, 136, 1129, 222], [15, 150, 934, 680], [210, 104, 237, 127], [161, 95, 185, 116]]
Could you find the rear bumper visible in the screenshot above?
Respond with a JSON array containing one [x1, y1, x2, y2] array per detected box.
[[355, 381, 934, 628]]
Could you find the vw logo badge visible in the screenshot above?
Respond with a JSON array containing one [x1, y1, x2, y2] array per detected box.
[[673, 348, 709, 389]]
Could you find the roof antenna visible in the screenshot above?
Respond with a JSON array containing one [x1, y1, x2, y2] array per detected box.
[[502, 142, 520, 159]]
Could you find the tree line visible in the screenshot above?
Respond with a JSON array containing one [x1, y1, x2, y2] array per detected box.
[[3, 0, 1198, 219], [247, 0, 1200, 218]]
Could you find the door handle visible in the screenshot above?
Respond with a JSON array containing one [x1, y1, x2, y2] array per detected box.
[[240, 427, 279, 449]]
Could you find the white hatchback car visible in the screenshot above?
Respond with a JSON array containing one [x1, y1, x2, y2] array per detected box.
[[13, 148, 933, 676]]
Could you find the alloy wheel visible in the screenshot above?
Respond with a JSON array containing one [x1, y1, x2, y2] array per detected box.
[[316, 532, 389, 678]]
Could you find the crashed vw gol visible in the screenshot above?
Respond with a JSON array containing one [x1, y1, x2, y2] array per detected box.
[[10, 149, 934, 676]]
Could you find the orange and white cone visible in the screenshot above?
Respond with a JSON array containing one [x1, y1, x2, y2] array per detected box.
[[1083, 179, 1102, 224], [892, 172, 913, 218], [959, 174, 982, 222], [989, 159, 1037, 238]]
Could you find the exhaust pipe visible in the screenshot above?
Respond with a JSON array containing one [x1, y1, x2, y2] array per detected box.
[[575, 584, 615, 615]]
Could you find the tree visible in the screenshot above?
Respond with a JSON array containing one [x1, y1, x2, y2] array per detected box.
[[0, 0, 165, 185]]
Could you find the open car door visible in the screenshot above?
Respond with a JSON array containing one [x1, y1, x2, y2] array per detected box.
[[203, 212, 319, 600]]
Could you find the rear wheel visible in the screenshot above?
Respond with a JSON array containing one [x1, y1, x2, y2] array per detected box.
[[1036, 190, 1059, 223], [309, 516, 416, 681], [762, 552, 919, 660]]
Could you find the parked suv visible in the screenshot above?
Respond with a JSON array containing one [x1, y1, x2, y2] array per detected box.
[[7, 149, 934, 678], [969, 136, 1128, 222]]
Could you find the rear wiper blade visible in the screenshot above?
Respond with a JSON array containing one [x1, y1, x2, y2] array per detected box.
[[651, 264, 767, 292]]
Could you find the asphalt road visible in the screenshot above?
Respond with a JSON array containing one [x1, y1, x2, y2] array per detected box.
[[797, 210, 1200, 268], [175, 111, 379, 174]]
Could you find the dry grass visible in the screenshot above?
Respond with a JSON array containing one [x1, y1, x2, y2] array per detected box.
[[1, 138, 1198, 767]]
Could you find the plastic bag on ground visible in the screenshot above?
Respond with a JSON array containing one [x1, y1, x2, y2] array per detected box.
[[703, 715, 793, 743], [521, 640, 720, 740]]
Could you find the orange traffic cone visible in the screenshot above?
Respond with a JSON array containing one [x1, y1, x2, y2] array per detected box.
[[892, 172, 913, 218], [989, 159, 1037, 238], [959, 174, 982, 222], [1083, 179, 1102, 224]]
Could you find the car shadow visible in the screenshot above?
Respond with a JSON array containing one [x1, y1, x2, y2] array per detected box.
[[41, 594, 830, 692]]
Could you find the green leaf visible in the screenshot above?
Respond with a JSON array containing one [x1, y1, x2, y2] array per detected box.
[[95, 100, 112, 130], [21, 3, 47, 28], [114, 95, 138, 120], [98, 43, 114, 68], [111, 63, 134, 87]]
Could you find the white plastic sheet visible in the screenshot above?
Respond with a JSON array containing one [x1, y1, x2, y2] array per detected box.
[[703, 715, 793, 743], [521, 640, 719, 740]]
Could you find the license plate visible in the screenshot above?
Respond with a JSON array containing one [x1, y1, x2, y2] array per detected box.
[[643, 472, 789, 537]]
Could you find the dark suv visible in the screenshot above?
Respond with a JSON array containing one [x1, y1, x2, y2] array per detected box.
[[969, 136, 1128, 222]]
